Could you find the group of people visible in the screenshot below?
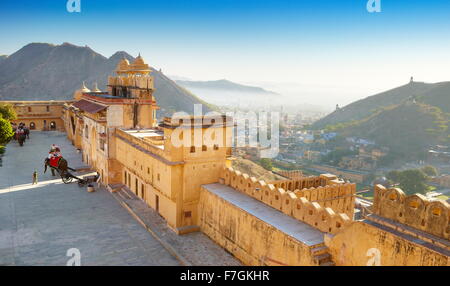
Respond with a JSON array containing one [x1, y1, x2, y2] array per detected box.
[[12, 123, 30, 146]]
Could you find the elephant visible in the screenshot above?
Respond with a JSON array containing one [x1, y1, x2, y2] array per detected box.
[[44, 157, 78, 184], [17, 133, 26, 146]]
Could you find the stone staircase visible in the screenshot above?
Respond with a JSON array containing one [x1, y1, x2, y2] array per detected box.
[[311, 244, 335, 266], [108, 183, 139, 202]]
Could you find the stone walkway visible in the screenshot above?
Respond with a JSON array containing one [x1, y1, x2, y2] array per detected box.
[[111, 187, 241, 266], [0, 132, 180, 266]]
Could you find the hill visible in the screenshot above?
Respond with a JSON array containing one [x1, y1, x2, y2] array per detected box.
[[231, 157, 284, 181], [174, 78, 281, 108], [175, 79, 278, 95], [0, 43, 215, 115], [312, 81, 440, 129], [325, 102, 450, 161]]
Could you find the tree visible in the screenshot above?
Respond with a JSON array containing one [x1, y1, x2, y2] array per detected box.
[[421, 165, 438, 177], [260, 158, 273, 171], [386, 170, 401, 183], [0, 103, 16, 121], [0, 104, 16, 146], [0, 116, 14, 145], [387, 169, 428, 195]]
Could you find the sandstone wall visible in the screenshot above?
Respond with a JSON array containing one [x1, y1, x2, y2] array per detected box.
[[373, 185, 450, 240], [325, 220, 450, 266], [220, 167, 354, 234], [198, 186, 318, 266]]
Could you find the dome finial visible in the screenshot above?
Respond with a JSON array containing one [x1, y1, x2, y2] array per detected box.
[[93, 82, 101, 92]]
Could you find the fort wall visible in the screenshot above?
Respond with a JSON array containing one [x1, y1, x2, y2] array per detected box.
[[198, 185, 321, 266], [324, 220, 450, 266], [373, 184, 450, 240], [219, 167, 355, 234]]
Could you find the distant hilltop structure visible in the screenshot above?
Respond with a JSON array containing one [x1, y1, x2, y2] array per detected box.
[[410, 76, 414, 83]]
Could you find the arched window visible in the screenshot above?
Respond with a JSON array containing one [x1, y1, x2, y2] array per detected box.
[[30, 122, 36, 130], [50, 121, 56, 130]]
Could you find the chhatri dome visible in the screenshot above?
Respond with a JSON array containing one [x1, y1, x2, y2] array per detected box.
[[73, 81, 91, 100], [131, 53, 151, 74], [133, 53, 146, 65], [80, 81, 91, 93], [116, 57, 130, 72], [92, 82, 102, 93]]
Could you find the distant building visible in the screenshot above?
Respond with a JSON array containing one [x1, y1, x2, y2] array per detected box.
[[6, 100, 67, 131]]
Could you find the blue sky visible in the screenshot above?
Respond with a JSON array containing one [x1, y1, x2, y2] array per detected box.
[[1, 0, 450, 107]]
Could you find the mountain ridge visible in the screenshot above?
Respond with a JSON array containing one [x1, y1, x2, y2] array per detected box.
[[175, 79, 279, 95], [0, 42, 215, 115], [313, 80, 450, 164], [312, 81, 450, 129]]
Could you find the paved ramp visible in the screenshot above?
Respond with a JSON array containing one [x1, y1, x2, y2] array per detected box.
[[0, 131, 180, 266]]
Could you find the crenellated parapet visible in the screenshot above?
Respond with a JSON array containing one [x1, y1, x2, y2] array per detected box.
[[373, 184, 450, 240], [269, 173, 347, 191], [275, 170, 303, 180], [220, 167, 355, 234]]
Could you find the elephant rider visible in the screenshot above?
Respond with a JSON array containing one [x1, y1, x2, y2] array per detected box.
[[50, 144, 60, 153], [16, 128, 25, 141], [47, 146, 63, 175]]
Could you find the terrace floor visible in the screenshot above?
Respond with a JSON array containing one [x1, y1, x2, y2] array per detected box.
[[0, 131, 180, 266]]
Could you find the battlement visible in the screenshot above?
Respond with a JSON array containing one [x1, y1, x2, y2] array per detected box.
[[275, 170, 303, 180], [269, 173, 346, 192], [219, 167, 355, 234], [373, 184, 450, 240]]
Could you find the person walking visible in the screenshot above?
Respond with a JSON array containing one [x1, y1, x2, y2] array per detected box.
[[32, 170, 38, 185]]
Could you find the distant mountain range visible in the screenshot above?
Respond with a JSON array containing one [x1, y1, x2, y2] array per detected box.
[[0, 43, 214, 115], [174, 78, 282, 109], [175, 79, 278, 95], [312, 80, 450, 163]]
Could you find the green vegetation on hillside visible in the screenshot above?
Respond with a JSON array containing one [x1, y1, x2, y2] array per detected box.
[[321, 102, 450, 165], [386, 168, 429, 195], [312, 81, 436, 130], [231, 157, 284, 181], [259, 158, 273, 171]]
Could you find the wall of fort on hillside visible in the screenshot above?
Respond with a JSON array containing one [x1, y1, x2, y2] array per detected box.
[[311, 164, 366, 183], [274, 170, 303, 180], [373, 184, 450, 240], [198, 187, 319, 266], [219, 167, 355, 234], [324, 220, 449, 266]]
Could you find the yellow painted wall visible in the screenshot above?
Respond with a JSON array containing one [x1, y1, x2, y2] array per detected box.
[[325, 221, 450, 266], [198, 186, 319, 266]]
